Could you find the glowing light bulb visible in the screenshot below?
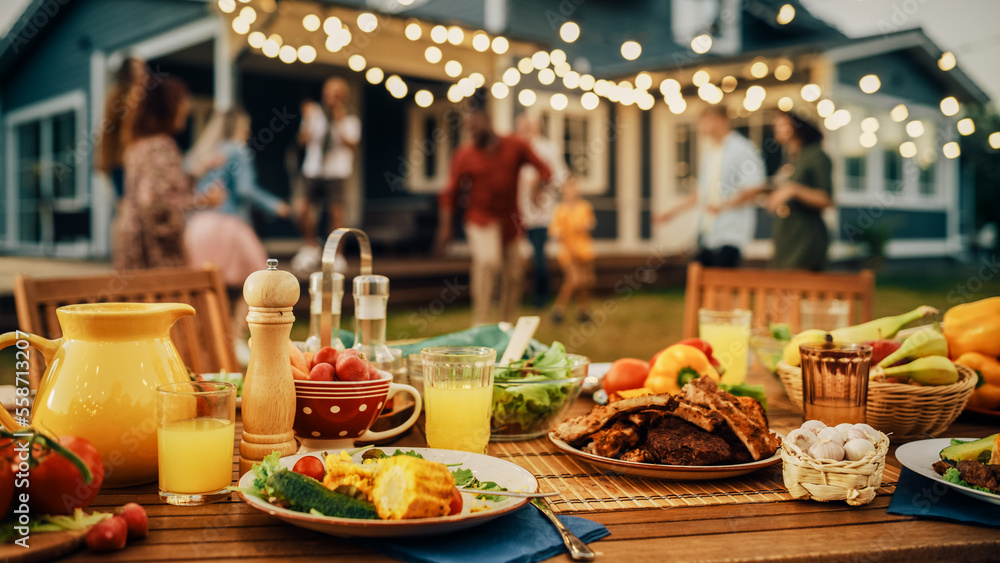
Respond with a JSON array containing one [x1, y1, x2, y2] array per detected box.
[[774, 64, 793, 81], [720, 75, 738, 92], [415, 89, 434, 108], [990, 132, 1000, 150], [777, 96, 794, 112], [692, 70, 710, 87], [218, 0, 236, 13], [430, 25, 447, 44], [302, 14, 320, 32], [942, 141, 960, 159], [232, 17, 250, 35], [518, 89, 536, 106], [262, 38, 280, 57], [581, 91, 599, 110], [560, 22, 580, 43], [579, 74, 595, 91], [777, 4, 795, 25], [444, 60, 462, 77], [940, 96, 959, 116], [297, 45, 317, 64], [278, 44, 297, 64], [472, 33, 490, 52], [365, 67, 384, 84], [538, 68, 555, 85], [550, 93, 568, 111], [746, 85, 766, 100], [517, 57, 534, 74], [938, 51, 956, 71], [447, 26, 464, 45], [899, 141, 917, 158], [325, 35, 343, 52], [906, 120, 924, 138], [424, 46, 442, 64], [861, 117, 880, 133], [447, 85, 462, 103], [859, 74, 881, 94], [832, 109, 851, 127], [323, 17, 342, 35], [491, 82, 509, 99], [637, 93, 655, 110], [357, 13, 377, 32], [816, 99, 835, 118], [635, 73, 653, 91], [750, 60, 768, 79], [957, 117, 975, 136], [621, 40, 641, 61], [660, 78, 681, 97], [348, 54, 366, 72], [404, 22, 422, 41], [491, 36, 509, 54], [691, 34, 712, 55], [669, 98, 687, 115], [469, 72, 485, 88], [248, 31, 265, 48], [890, 104, 909, 122], [800, 83, 821, 102], [550, 49, 567, 66], [532, 51, 550, 69], [860, 133, 878, 148], [502, 68, 520, 86]]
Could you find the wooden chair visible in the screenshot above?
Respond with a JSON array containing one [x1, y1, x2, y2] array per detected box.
[[682, 262, 875, 338], [14, 265, 238, 388]]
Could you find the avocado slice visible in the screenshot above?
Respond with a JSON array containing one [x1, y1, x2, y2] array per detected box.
[[939, 433, 998, 464]]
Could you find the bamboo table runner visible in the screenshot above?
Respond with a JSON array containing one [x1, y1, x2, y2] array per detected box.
[[490, 439, 899, 513]]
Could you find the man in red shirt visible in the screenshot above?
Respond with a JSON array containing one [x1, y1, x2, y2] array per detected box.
[[436, 107, 552, 325]]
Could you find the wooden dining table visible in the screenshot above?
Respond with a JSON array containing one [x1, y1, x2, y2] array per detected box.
[[44, 370, 1000, 562]]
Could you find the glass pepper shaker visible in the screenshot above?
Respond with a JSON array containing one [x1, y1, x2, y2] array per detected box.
[[304, 271, 345, 353], [351, 274, 395, 374]]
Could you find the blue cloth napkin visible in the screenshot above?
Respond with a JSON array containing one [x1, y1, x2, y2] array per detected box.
[[361, 506, 609, 563], [887, 467, 1000, 527]]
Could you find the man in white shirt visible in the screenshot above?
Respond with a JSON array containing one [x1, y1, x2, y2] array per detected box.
[[292, 77, 361, 272], [516, 115, 568, 308], [654, 105, 765, 267]]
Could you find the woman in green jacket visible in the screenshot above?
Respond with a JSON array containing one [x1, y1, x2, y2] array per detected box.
[[768, 112, 833, 270]]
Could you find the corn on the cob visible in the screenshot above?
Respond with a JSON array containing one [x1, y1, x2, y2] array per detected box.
[[371, 456, 454, 520]]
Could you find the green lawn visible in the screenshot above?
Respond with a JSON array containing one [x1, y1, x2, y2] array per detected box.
[[290, 267, 1000, 363]]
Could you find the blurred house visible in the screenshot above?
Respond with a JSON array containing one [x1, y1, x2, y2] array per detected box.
[[0, 0, 989, 262]]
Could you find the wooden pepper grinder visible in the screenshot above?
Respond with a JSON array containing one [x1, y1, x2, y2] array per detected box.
[[240, 259, 299, 475]]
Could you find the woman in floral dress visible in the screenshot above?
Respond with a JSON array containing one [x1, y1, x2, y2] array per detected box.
[[114, 76, 222, 270]]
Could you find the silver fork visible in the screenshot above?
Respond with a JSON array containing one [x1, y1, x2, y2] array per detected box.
[[531, 498, 596, 561]]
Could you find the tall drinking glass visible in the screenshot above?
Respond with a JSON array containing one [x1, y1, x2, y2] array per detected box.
[[157, 381, 236, 505], [698, 309, 752, 385], [421, 346, 496, 454], [800, 342, 873, 425]]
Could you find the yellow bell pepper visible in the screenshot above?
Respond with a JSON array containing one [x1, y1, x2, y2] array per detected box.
[[643, 344, 720, 395], [955, 352, 1000, 411], [943, 297, 1000, 359]]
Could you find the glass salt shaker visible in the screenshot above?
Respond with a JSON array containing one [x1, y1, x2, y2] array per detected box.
[[303, 271, 345, 353]]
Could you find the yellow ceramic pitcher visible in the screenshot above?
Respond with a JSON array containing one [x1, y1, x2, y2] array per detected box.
[[0, 303, 195, 488]]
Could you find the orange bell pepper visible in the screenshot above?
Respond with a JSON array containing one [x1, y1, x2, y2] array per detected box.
[[955, 351, 1000, 411], [943, 297, 1000, 359], [644, 344, 720, 395]]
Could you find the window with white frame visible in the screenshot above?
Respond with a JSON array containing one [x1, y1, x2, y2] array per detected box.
[[5, 91, 88, 251], [534, 100, 609, 195], [404, 101, 461, 193]]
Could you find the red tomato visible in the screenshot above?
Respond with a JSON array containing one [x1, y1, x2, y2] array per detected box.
[[311, 347, 339, 369], [336, 355, 368, 381], [309, 363, 336, 382], [448, 486, 463, 515], [25, 436, 104, 515], [602, 358, 651, 395], [292, 456, 326, 481], [86, 515, 128, 552], [116, 503, 148, 539]]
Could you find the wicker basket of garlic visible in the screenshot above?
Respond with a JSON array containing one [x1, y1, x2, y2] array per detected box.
[[780, 420, 889, 506]]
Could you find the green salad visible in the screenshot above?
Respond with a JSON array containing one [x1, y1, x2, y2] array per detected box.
[[490, 342, 583, 439]]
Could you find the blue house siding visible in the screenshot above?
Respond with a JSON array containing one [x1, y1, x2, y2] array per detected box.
[[3, 0, 209, 111], [837, 53, 945, 108], [838, 208, 947, 241]]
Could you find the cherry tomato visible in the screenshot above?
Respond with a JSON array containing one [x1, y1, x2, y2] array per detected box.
[[86, 515, 128, 552], [311, 347, 339, 369], [292, 456, 326, 481], [336, 355, 368, 381], [24, 435, 104, 515], [116, 502, 148, 539], [309, 363, 335, 382], [602, 358, 650, 395], [448, 486, 463, 516]]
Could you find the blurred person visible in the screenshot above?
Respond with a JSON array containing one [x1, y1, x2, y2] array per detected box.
[[549, 176, 595, 324], [96, 56, 147, 199], [654, 105, 766, 268], [768, 111, 833, 271], [436, 105, 552, 326], [291, 77, 361, 273], [114, 76, 224, 270], [516, 114, 568, 309], [184, 107, 291, 359]]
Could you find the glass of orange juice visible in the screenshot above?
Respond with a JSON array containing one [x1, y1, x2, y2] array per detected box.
[[698, 309, 752, 385], [156, 381, 236, 505], [421, 346, 495, 454]]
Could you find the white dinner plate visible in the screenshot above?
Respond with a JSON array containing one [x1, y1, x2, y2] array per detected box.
[[548, 432, 782, 480], [236, 448, 538, 537], [895, 438, 1000, 506]]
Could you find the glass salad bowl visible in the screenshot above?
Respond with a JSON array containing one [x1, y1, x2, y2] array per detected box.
[[490, 353, 589, 441]]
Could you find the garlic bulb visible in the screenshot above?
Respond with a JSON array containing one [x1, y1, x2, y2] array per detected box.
[[808, 439, 845, 461], [816, 426, 846, 446], [843, 428, 867, 443], [834, 423, 855, 435], [800, 420, 827, 435], [852, 423, 880, 442], [843, 438, 876, 461], [784, 428, 818, 452]]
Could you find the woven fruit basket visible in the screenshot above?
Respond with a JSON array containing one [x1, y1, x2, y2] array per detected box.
[[781, 430, 889, 506], [777, 361, 977, 440]]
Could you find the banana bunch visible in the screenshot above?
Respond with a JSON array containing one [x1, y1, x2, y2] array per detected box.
[[782, 306, 958, 386], [782, 305, 939, 366]]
